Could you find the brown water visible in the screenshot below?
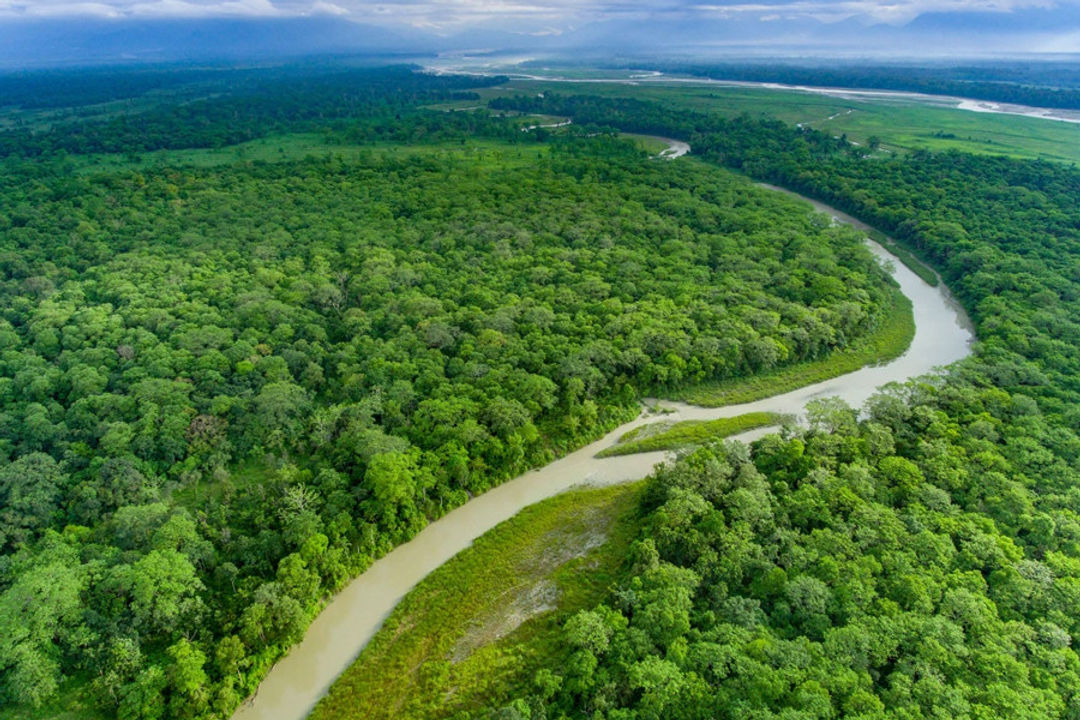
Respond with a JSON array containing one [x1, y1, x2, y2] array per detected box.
[[231, 179, 975, 720]]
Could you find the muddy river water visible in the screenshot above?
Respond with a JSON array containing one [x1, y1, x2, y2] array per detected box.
[[232, 164, 975, 720]]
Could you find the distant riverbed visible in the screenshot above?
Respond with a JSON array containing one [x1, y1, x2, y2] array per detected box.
[[434, 62, 1080, 125]]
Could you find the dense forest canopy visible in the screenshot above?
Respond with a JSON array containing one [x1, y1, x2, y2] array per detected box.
[[491, 390, 1080, 719], [0, 67, 902, 718], [0, 66, 244, 110], [0, 65, 509, 158], [8, 60, 1080, 720], [470, 90, 1080, 720]]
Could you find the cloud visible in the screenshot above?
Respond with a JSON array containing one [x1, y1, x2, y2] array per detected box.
[[1035, 27, 1080, 50], [19, 1, 124, 16], [690, 0, 1056, 25], [0, 0, 1067, 30], [310, 0, 348, 14], [128, 0, 285, 16]]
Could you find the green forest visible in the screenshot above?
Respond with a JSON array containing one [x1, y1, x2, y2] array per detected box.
[[453, 89, 1080, 719], [489, 390, 1080, 719], [8, 60, 1080, 720], [0, 67, 905, 718]]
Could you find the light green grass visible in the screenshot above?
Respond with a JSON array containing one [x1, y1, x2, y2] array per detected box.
[[677, 286, 913, 407], [69, 133, 551, 174], [621, 132, 672, 154], [476, 78, 1080, 164], [597, 411, 784, 457], [309, 482, 646, 720]]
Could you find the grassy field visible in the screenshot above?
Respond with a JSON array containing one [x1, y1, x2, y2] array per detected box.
[[475, 78, 1080, 164], [69, 133, 552, 174], [621, 132, 674, 154], [309, 482, 646, 720], [597, 411, 784, 457], [678, 286, 914, 407]]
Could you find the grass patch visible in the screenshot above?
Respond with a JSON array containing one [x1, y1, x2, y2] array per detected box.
[[477, 77, 1080, 164], [620, 132, 672, 154], [596, 411, 784, 457], [677, 286, 914, 407], [309, 482, 646, 720], [69, 133, 550, 174]]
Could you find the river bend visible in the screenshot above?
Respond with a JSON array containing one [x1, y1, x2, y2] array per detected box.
[[232, 153, 975, 720]]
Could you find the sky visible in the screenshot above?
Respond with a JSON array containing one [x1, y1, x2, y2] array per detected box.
[[1, 0, 1078, 62], [0, 0, 1068, 31]]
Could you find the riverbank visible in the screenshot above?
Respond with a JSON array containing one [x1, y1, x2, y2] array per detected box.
[[677, 286, 913, 408], [596, 411, 785, 457], [231, 172, 974, 720], [308, 482, 645, 720]]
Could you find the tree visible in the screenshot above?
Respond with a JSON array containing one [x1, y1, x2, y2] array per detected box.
[[363, 450, 426, 531], [0, 550, 87, 707], [0, 452, 66, 549], [239, 582, 305, 648], [166, 639, 209, 718], [251, 381, 311, 452], [117, 665, 168, 720], [121, 549, 204, 634], [214, 635, 248, 685], [564, 609, 615, 656], [92, 636, 143, 708]]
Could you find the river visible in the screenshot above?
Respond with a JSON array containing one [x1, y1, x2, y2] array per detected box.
[[231, 148, 975, 720], [484, 69, 1080, 125]]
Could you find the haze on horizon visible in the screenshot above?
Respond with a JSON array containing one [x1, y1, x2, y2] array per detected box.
[[0, 0, 1079, 66]]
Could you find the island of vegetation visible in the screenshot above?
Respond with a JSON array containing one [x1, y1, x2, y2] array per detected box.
[[595, 412, 786, 458]]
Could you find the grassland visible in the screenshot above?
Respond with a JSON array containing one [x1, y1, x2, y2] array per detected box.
[[309, 482, 646, 720], [678, 286, 914, 407], [68, 132, 551, 174], [621, 132, 675, 154], [596, 411, 784, 457], [474, 78, 1080, 164]]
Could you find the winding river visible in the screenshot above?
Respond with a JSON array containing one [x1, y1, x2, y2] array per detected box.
[[232, 146, 975, 720]]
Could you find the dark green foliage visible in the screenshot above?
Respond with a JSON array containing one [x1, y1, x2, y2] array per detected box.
[[494, 386, 1080, 719], [478, 88, 1080, 720], [0, 66, 508, 158], [0, 70, 895, 717]]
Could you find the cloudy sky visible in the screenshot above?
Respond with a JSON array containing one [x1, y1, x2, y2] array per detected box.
[[0, 0, 1066, 30]]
